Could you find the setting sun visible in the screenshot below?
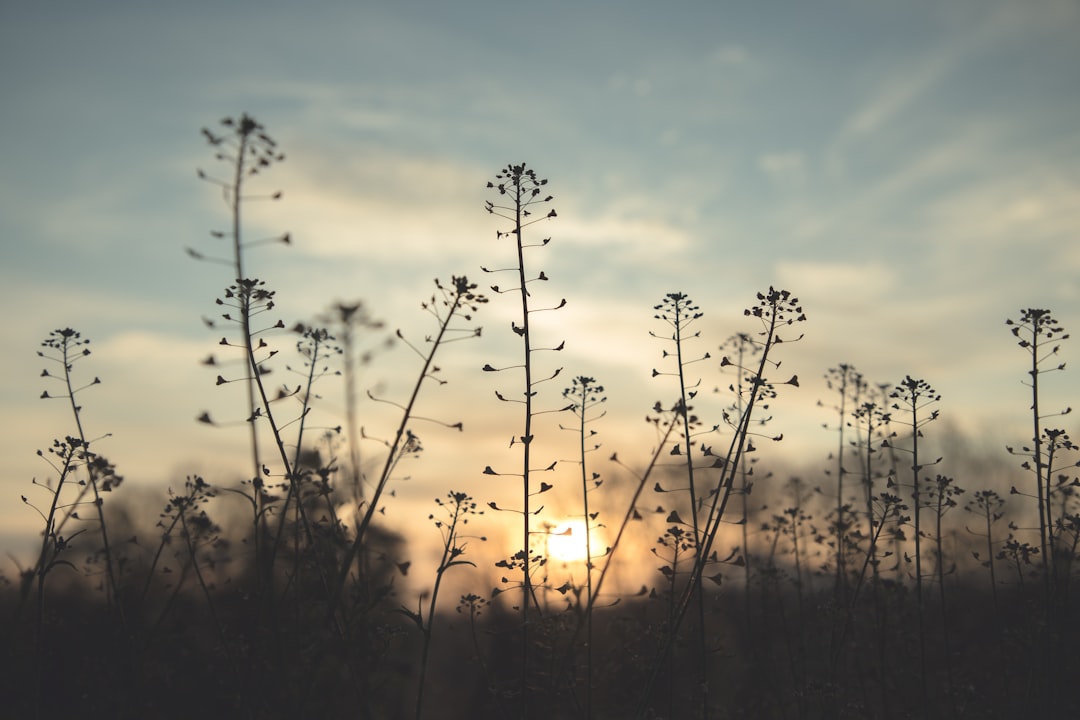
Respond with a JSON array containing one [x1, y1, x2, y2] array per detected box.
[[547, 519, 590, 563]]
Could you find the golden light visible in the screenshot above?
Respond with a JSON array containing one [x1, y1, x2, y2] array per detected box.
[[547, 519, 590, 563]]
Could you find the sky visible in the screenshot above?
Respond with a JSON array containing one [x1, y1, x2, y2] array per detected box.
[[2, 0, 1079, 571]]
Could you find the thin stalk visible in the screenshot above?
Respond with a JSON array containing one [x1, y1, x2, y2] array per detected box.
[[653, 293, 709, 715], [887, 376, 940, 719], [1029, 321, 1051, 592], [415, 495, 472, 720], [558, 376, 605, 717], [228, 122, 268, 582], [485, 164, 557, 715], [637, 288, 804, 716], [328, 278, 478, 623], [514, 180, 536, 703], [551, 402, 680, 698]]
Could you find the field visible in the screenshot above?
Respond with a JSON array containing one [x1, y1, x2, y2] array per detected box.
[[2, 116, 1078, 720]]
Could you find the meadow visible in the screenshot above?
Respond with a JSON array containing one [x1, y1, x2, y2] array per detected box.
[[2, 114, 1077, 720]]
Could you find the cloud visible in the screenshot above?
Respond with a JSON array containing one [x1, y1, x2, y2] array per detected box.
[[774, 260, 896, 304], [843, 57, 945, 138], [710, 44, 749, 66], [924, 172, 1080, 255], [758, 151, 806, 191], [829, 4, 1022, 156], [274, 148, 487, 259]]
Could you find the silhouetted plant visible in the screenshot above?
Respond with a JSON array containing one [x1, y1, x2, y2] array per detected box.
[[263, 325, 349, 637], [884, 374, 941, 714], [1005, 308, 1075, 713], [194, 115, 289, 583], [651, 522, 697, 716], [998, 532, 1039, 586], [776, 477, 815, 702], [925, 472, 965, 701], [451, 591, 520, 717], [821, 363, 865, 600], [715, 332, 769, 621], [151, 475, 232, 651], [600, 400, 682, 602], [27, 328, 129, 713], [851, 397, 892, 585], [482, 162, 562, 712], [649, 291, 718, 714], [36, 329, 123, 609], [965, 489, 1006, 611], [833, 491, 908, 652], [847, 390, 898, 714], [1006, 309, 1071, 590], [204, 277, 299, 591], [317, 301, 388, 510], [558, 375, 607, 717], [636, 287, 804, 718], [330, 276, 487, 623], [408, 491, 484, 720]]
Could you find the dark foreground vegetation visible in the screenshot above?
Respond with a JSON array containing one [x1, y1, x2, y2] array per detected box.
[[3, 115, 1077, 719]]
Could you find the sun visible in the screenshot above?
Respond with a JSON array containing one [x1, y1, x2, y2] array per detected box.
[[547, 519, 590, 563]]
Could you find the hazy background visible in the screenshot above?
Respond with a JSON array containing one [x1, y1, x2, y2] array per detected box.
[[2, 0, 1078, 564]]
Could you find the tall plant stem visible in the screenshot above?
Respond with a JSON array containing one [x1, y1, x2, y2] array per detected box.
[[553, 404, 679, 697], [638, 288, 804, 716], [887, 376, 940, 719], [1027, 320, 1052, 598], [327, 282, 470, 624], [513, 180, 536, 703], [671, 308, 709, 717], [910, 396, 928, 717], [228, 121, 269, 584], [486, 164, 557, 714], [414, 497, 470, 720]]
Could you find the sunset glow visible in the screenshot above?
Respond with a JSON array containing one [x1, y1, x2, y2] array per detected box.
[[546, 519, 591, 564], [2, 2, 1080, 716]]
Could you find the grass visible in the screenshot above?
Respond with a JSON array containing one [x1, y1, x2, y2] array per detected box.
[[3, 115, 1080, 719]]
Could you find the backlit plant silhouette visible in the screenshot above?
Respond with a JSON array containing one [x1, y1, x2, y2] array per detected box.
[[558, 374, 607, 717], [193, 115, 289, 581], [482, 162, 562, 712], [635, 287, 804, 718], [329, 276, 488, 623], [884, 374, 942, 713]]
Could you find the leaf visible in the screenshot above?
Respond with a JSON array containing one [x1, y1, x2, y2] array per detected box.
[[397, 606, 423, 629]]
